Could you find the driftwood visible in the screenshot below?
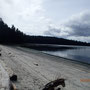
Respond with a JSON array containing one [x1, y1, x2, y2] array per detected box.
[[10, 82, 17, 90], [10, 75, 17, 82], [0, 53, 1, 56], [34, 63, 39, 66], [43, 78, 65, 90], [10, 75, 17, 90]]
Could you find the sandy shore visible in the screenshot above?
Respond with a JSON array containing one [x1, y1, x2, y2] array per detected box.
[[0, 60, 10, 90], [0, 45, 90, 90]]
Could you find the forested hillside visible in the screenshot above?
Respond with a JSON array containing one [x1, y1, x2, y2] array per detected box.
[[0, 18, 90, 46]]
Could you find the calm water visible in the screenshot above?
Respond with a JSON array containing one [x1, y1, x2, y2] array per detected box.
[[41, 45, 90, 64]]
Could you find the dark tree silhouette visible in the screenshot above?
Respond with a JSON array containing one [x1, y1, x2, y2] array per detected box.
[[0, 19, 25, 44], [0, 18, 90, 46]]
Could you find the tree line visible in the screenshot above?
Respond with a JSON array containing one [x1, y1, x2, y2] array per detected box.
[[0, 18, 90, 46]]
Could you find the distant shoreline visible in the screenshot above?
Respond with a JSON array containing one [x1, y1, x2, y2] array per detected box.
[[18, 44, 90, 65], [17, 46, 90, 68]]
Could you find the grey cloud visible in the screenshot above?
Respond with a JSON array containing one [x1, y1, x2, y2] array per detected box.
[[44, 27, 61, 37], [4, 0, 13, 4], [44, 11, 90, 42], [65, 11, 90, 36]]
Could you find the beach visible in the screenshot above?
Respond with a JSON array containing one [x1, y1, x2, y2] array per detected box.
[[0, 45, 90, 90]]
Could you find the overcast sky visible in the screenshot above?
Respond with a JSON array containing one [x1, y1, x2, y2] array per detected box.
[[0, 0, 90, 42]]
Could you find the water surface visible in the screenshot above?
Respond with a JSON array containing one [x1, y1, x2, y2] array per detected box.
[[22, 44, 90, 64], [41, 45, 90, 64]]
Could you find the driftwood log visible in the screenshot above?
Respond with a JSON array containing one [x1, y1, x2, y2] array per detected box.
[[10, 82, 17, 90], [10, 75, 17, 90], [10, 75, 17, 81], [43, 78, 65, 90]]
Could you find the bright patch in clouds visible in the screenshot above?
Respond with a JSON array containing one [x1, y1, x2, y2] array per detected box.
[[0, 0, 51, 35]]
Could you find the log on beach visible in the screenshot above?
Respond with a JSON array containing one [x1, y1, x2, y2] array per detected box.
[[0, 61, 10, 90]]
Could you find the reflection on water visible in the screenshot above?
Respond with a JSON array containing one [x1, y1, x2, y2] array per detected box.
[[22, 44, 78, 51], [22, 44, 90, 64], [42, 45, 90, 64]]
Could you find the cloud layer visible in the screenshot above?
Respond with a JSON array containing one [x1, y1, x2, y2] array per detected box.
[[0, 0, 90, 42], [44, 11, 90, 42]]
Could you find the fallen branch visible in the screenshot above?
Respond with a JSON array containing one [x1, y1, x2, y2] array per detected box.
[[43, 78, 66, 90]]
